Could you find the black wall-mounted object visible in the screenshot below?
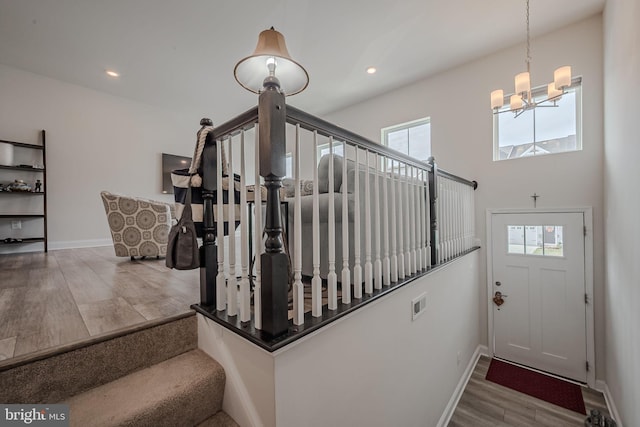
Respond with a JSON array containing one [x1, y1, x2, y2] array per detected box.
[[161, 153, 191, 194]]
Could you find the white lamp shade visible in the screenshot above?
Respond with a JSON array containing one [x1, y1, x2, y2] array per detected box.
[[554, 66, 571, 90], [491, 90, 505, 109], [547, 82, 562, 100], [234, 28, 309, 96], [515, 72, 531, 95], [510, 94, 523, 110]]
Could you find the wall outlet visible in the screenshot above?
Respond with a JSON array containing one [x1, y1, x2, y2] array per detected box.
[[411, 292, 427, 321], [11, 220, 22, 230]]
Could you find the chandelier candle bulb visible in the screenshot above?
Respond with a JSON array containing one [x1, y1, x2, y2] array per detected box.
[[510, 94, 523, 110], [515, 72, 531, 95], [554, 66, 572, 90], [547, 82, 562, 100], [491, 90, 505, 109]]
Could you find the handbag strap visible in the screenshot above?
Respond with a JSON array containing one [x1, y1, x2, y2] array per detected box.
[[181, 175, 194, 221], [189, 126, 213, 174], [188, 125, 230, 177]]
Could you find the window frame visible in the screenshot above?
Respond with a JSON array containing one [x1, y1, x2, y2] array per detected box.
[[493, 77, 582, 161], [381, 117, 431, 162]]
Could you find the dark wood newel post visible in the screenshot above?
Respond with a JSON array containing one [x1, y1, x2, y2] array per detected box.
[[201, 119, 217, 307], [259, 78, 289, 337], [428, 156, 439, 266]]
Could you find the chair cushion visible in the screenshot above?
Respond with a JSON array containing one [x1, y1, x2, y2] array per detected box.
[[100, 191, 172, 257]]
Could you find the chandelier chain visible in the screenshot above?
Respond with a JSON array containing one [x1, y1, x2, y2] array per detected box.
[[526, 0, 531, 73]]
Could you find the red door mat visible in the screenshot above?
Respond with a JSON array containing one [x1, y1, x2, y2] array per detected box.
[[485, 358, 586, 415]]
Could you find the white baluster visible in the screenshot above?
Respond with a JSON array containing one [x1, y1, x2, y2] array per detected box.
[[293, 124, 304, 325], [397, 162, 405, 280], [450, 180, 455, 256], [425, 170, 431, 269], [327, 137, 338, 310], [353, 147, 363, 299], [449, 179, 454, 259], [253, 125, 262, 329], [373, 153, 382, 290], [420, 169, 428, 269], [364, 150, 373, 294], [389, 159, 398, 283], [457, 182, 463, 255], [239, 131, 250, 322], [445, 179, 450, 261], [311, 131, 322, 317], [415, 167, 423, 272], [227, 137, 237, 316], [382, 156, 390, 286], [407, 166, 418, 274], [341, 141, 351, 304], [404, 164, 411, 275], [216, 138, 226, 312], [438, 178, 444, 264]]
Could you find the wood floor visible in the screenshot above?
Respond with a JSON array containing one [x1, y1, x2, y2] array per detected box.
[[0, 247, 199, 361], [449, 355, 610, 427]]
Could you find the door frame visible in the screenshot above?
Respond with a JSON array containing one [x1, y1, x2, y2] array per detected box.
[[485, 207, 595, 387]]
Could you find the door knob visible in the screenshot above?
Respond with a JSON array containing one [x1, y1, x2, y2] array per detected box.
[[493, 291, 507, 307]]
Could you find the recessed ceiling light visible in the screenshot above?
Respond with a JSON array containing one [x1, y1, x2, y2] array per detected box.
[[366, 67, 377, 74], [105, 70, 120, 78]]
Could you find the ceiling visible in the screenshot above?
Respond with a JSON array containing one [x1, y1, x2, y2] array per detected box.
[[0, 0, 604, 122]]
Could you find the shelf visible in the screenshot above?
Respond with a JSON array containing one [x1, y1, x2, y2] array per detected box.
[[0, 237, 45, 245], [0, 192, 45, 195], [0, 130, 47, 253], [0, 165, 45, 172], [0, 140, 44, 150]]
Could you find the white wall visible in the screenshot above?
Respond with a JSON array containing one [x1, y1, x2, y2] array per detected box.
[[323, 15, 605, 378], [197, 251, 480, 427], [603, 0, 640, 425], [274, 251, 480, 427], [0, 63, 199, 249]]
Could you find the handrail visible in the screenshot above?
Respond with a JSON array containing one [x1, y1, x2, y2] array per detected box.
[[208, 104, 478, 191], [286, 105, 432, 172], [210, 107, 258, 141], [437, 168, 478, 189]]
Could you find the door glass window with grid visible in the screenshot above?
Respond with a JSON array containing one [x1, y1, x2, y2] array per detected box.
[[494, 82, 582, 161], [382, 118, 431, 161]]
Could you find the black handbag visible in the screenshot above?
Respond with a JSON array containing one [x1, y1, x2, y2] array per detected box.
[[166, 179, 199, 270]]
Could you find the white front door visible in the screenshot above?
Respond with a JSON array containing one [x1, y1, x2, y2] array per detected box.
[[491, 212, 587, 382]]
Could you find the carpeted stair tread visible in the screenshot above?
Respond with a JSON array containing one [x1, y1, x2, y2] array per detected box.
[[0, 312, 197, 404], [196, 411, 240, 427], [65, 349, 225, 427]]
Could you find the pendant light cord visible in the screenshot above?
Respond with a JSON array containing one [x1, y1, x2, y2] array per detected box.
[[526, 0, 531, 74]]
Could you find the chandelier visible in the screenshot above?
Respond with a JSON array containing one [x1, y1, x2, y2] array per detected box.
[[490, 0, 572, 117]]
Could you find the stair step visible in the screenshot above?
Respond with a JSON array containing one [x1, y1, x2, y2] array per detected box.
[[66, 349, 225, 427], [0, 311, 196, 404]]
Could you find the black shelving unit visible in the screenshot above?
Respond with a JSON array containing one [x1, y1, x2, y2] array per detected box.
[[0, 130, 48, 252]]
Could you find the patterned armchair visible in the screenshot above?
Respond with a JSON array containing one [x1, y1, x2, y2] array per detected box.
[[100, 191, 173, 259]]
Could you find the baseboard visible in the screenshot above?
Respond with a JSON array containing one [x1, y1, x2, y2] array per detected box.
[[49, 238, 112, 250], [437, 344, 489, 427], [595, 380, 623, 426]]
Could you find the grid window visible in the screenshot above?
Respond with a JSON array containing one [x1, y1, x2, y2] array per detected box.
[[494, 81, 582, 161], [381, 118, 431, 161]]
